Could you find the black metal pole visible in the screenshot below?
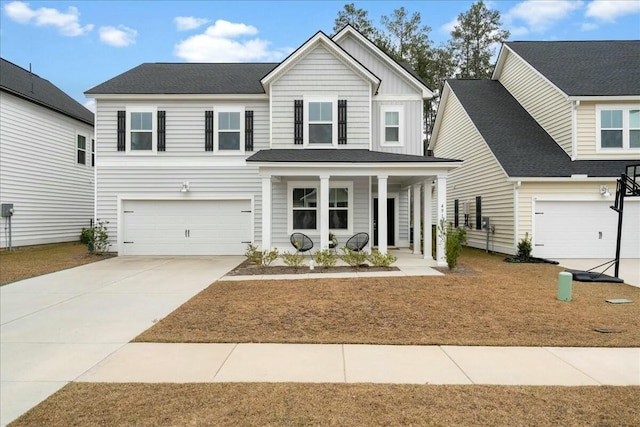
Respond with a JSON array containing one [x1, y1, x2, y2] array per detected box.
[[614, 178, 625, 278]]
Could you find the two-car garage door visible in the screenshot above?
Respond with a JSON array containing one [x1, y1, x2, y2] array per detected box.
[[534, 200, 639, 259], [121, 200, 252, 255]]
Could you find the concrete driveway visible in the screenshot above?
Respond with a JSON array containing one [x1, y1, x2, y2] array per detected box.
[[556, 259, 640, 288], [0, 255, 243, 426]]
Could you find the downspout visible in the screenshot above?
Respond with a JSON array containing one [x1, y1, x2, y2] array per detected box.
[[513, 180, 520, 253], [571, 100, 579, 161]]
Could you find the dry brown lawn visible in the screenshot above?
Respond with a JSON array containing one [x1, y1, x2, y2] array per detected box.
[[0, 242, 112, 285], [136, 248, 640, 346], [11, 383, 640, 427]]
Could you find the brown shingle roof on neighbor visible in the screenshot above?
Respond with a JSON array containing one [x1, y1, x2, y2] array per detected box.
[[85, 63, 279, 95], [1, 58, 94, 125], [247, 149, 460, 163]]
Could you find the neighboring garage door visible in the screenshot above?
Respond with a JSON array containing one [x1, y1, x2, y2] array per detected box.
[[122, 200, 252, 255], [534, 200, 640, 259]]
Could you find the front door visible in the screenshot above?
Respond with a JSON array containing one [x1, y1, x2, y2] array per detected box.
[[373, 198, 395, 246]]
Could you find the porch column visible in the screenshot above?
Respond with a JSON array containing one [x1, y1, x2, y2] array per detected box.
[[261, 175, 272, 251], [319, 175, 330, 250], [412, 184, 421, 255], [377, 175, 388, 254], [423, 179, 433, 261], [436, 175, 447, 267]]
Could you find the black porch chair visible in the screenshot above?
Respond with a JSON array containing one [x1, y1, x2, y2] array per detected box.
[[290, 233, 313, 254], [345, 232, 369, 252]]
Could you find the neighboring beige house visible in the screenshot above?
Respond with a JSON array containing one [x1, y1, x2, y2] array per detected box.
[[430, 41, 640, 259]]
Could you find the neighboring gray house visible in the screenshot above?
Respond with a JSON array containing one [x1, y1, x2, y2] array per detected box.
[[85, 26, 460, 265], [430, 41, 640, 259], [0, 58, 95, 248]]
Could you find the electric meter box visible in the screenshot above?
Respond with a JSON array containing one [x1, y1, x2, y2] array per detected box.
[[1, 204, 14, 217]]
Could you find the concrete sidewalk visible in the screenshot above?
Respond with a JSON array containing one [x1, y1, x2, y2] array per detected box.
[[77, 343, 640, 386]]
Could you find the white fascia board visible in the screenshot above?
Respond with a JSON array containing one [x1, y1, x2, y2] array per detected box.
[[254, 162, 460, 177], [88, 94, 268, 101], [261, 32, 380, 91], [333, 26, 433, 99], [428, 82, 451, 151], [491, 43, 508, 80], [507, 176, 619, 182], [567, 95, 640, 102]]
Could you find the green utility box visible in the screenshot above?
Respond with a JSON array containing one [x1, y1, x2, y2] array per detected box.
[[557, 272, 573, 301]]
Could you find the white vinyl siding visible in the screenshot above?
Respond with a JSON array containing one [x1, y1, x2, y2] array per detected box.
[[432, 91, 515, 254], [372, 100, 423, 155], [498, 50, 572, 156], [270, 44, 370, 149], [0, 92, 94, 248]]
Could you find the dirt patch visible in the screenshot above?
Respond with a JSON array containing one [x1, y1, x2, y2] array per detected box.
[[136, 248, 640, 346], [11, 383, 640, 427], [227, 258, 399, 276]]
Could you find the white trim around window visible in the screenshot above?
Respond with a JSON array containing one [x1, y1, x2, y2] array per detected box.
[[287, 180, 354, 235], [126, 106, 157, 154], [304, 96, 338, 147], [214, 106, 245, 154], [595, 104, 640, 152], [380, 105, 404, 147], [76, 133, 88, 165]]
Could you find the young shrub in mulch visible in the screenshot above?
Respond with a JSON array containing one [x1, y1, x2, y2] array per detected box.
[[281, 251, 306, 268], [367, 249, 398, 267], [505, 233, 558, 264], [314, 249, 337, 268], [340, 247, 368, 269]]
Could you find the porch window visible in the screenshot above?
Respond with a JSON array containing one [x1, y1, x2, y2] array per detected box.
[[380, 105, 404, 146], [597, 105, 640, 150], [292, 188, 317, 230], [329, 188, 348, 229]]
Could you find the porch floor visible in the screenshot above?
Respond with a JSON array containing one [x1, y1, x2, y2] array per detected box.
[[220, 248, 443, 281]]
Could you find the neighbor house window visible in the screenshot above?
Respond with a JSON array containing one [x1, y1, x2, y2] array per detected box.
[[380, 106, 404, 146], [91, 139, 95, 167], [289, 181, 353, 233], [77, 135, 87, 164], [214, 108, 244, 153], [597, 105, 640, 150]]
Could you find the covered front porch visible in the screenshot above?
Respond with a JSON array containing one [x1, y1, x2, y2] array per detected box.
[[247, 149, 460, 267]]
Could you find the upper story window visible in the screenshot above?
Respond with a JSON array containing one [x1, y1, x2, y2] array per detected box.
[[380, 106, 404, 146], [309, 101, 333, 144], [597, 105, 640, 151], [123, 107, 157, 153], [77, 135, 87, 164], [215, 108, 245, 153]]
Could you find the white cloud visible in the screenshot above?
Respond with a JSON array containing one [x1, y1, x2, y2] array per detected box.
[[99, 25, 137, 47], [84, 99, 96, 113], [585, 0, 640, 22], [580, 22, 599, 31], [174, 16, 210, 31], [504, 0, 584, 33], [440, 17, 458, 34], [174, 19, 290, 62], [3, 1, 93, 36]]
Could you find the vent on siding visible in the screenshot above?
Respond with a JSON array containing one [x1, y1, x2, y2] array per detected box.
[[294, 100, 303, 144], [157, 110, 166, 152], [117, 110, 126, 151], [205, 110, 214, 151], [245, 110, 254, 151], [338, 99, 347, 145]]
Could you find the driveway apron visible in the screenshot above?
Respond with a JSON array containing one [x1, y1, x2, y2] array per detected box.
[[0, 255, 243, 426]]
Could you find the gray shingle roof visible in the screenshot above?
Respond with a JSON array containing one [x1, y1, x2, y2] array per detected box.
[[1, 58, 94, 125], [505, 41, 640, 96], [447, 79, 637, 178], [247, 149, 459, 163], [85, 63, 278, 95]]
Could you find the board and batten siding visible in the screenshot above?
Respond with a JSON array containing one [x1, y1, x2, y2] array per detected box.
[[516, 180, 619, 244], [0, 92, 94, 248], [576, 101, 640, 160], [371, 100, 424, 155], [270, 177, 370, 250], [433, 90, 515, 254], [270, 44, 370, 149], [498, 50, 573, 156]]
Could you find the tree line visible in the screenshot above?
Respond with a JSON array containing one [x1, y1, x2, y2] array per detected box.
[[333, 1, 509, 143]]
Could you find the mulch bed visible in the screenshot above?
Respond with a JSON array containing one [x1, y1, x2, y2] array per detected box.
[[226, 258, 399, 276]]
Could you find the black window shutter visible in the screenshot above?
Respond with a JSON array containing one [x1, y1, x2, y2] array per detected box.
[[338, 99, 347, 145], [117, 110, 126, 151], [454, 199, 459, 228], [245, 110, 254, 151], [475, 196, 482, 230], [205, 110, 214, 151], [294, 100, 303, 145], [157, 110, 166, 152]]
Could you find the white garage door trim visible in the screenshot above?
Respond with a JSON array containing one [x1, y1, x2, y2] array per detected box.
[[533, 199, 639, 259], [118, 197, 253, 255]]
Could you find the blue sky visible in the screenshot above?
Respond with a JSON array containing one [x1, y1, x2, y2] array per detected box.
[[1, 0, 639, 111]]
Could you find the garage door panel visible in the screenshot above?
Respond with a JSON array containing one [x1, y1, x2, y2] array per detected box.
[[534, 200, 639, 259], [122, 200, 252, 255]]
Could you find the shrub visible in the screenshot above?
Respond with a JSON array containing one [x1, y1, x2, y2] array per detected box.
[[282, 251, 306, 268], [80, 227, 93, 245], [245, 244, 278, 267], [87, 219, 110, 254], [517, 232, 532, 260], [314, 249, 337, 268], [340, 247, 368, 268], [367, 249, 397, 267], [438, 219, 467, 270]]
